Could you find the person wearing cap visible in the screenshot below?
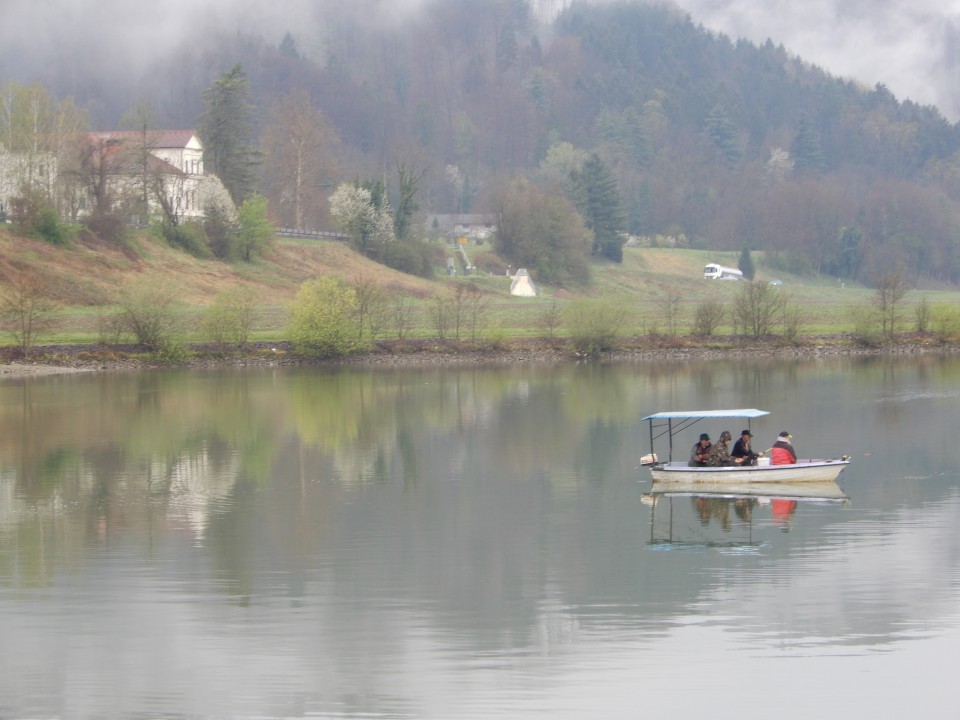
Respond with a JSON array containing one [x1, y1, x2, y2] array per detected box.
[[689, 433, 711, 466], [731, 429, 759, 466], [707, 430, 736, 466], [770, 431, 798, 465]]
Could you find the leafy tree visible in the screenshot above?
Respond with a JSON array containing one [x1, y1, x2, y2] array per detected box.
[[329, 182, 395, 260], [571, 154, 626, 262], [235, 193, 274, 261], [289, 276, 365, 357], [200, 64, 258, 203], [738, 246, 756, 280], [493, 177, 591, 286]]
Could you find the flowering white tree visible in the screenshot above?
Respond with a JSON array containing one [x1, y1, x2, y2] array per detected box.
[[766, 147, 794, 183], [199, 174, 237, 222], [329, 182, 395, 258]]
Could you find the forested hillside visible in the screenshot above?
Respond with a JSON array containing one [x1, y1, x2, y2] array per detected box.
[[9, 0, 960, 286]]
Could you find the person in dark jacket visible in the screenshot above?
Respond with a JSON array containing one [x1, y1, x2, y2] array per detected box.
[[731, 429, 759, 466], [689, 433, 711, 466], [770, 431, 798, 465]]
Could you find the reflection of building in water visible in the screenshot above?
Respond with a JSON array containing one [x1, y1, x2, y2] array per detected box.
[[164, 450, 241, 540]]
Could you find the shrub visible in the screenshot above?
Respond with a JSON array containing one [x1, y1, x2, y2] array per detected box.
[[33, 205, 68, 246], [932, 304, 960, 342], [847, 302, 883, 346], [288, 277, 366, 357], [203, 286, 257, 350], [693, 299, 725, 336], [382, 240, 434, 277], [161, 222, 211, 258], [84, 211, 128, 246], [116, 280, 182, 351], [564, 297, 629, 357]]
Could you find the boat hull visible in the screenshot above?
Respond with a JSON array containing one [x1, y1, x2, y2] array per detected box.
[[646, 479, 848, 501], [649, 459, 848, 484]]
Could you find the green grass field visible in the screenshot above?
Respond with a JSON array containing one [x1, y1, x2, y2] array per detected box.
[[3, 228, 959, 347]]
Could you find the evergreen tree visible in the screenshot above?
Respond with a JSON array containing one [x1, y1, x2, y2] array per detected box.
[[705, 104, 743, 167], [200, 64, 259, 203], [572, 154, 626, 262], [393, 161, 425, 241], [791, 112, 825, 174], [738, 245, 756, 279]]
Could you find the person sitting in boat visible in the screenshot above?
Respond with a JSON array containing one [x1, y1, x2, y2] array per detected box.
[[689, 433, 711, 466], [770, 431, 798, 465], [706, 430, 736, 466], [731, 429, 760, 466]]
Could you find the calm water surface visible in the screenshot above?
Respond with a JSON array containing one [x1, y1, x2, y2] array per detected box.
[[0, 357, 958, 719]]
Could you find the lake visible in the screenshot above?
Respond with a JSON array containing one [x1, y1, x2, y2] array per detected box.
[[0, 356, 958, 719]]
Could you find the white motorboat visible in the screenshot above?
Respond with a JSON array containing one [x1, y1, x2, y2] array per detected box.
[[640, 408, 850, 484]]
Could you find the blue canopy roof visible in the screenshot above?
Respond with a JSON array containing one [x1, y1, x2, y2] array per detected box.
[[641, 409, 769, 421]]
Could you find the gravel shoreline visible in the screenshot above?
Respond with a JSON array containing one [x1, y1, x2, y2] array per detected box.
[[2, 336, 959, 377]]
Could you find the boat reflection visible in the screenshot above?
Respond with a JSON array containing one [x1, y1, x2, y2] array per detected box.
[[641, 480, 849, 547]]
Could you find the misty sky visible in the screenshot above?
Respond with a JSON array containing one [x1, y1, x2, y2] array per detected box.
[[2, 0, 959, 121], [671, 0, 960, 120]]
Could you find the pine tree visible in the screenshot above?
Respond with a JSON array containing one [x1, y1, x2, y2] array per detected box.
[[572, 154, 626, 263], [738, 245, 756, 280], [791, 112, 825, 174], [200, 64, 259, 203]]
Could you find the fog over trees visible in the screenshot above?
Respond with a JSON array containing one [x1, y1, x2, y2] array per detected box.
[[3, 0, 960, 285]]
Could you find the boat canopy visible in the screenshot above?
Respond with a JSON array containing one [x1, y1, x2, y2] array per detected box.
[[641, 409, 769, 421], [642, 409, 770, 462]]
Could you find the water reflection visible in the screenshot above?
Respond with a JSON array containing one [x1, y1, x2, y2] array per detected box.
[[0, 358, 958, 718], [642, 480, 849, 547]]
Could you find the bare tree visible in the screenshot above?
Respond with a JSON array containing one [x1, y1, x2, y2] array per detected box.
[[657, 287, 683, 337], [391, 293, 415, 339], [351, 273, 389, 341], [874, 270, 909, 339], [538, 298, 563, 341], [0, 270, 59, 355], [733, 281, 784, 339], [261, 91, 338, 231], [693, 299, 725, 336]]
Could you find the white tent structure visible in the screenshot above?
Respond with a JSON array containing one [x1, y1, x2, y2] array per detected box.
[[510, 268, 537, 297]]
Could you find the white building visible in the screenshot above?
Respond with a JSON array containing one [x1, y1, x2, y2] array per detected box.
[[85, 130, 207, 223]]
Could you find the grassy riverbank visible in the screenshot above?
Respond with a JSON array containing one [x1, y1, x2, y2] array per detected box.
[[0, 226, 958, 354]]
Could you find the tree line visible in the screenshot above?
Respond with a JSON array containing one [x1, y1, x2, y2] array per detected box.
[[5, 0, 960, 287]]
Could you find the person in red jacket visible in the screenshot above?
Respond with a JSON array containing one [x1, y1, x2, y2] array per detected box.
[[770, 431, 797, 465]]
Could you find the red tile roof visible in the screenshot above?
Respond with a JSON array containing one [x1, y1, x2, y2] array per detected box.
[[89, 130, 199, 149]]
